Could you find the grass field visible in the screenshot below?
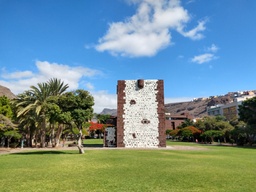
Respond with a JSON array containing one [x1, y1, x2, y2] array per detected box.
[[0, 139, 255, 192]]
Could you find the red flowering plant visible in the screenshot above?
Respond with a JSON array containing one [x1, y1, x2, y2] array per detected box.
[[88, 122, 106, 139], [88, 122, 104, 131]]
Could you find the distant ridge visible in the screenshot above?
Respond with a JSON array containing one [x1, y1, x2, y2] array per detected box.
[[0, 85, 16, 99], [100, 108, 117, 116]]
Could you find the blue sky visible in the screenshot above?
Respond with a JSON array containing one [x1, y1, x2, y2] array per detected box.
[[1, 0, 256, 113]]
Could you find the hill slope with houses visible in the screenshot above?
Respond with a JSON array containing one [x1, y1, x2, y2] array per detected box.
[[101, 91, 256, 118], [101, 95, 234, 118]]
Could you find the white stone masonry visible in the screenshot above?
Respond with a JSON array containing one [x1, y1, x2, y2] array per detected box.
[[123, 80, 159, 148]]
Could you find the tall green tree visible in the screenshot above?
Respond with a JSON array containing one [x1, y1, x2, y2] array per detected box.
[[0, 96, 13, 118], [59, 90, 94, 154], [238, 97, 256, 145], [239, 97, 256, 125], [47, 96, 73, 147]]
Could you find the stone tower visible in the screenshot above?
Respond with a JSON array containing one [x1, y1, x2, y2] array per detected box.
[[116, 79, 166, 148]]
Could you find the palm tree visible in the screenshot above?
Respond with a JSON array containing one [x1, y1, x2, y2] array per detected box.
[[47, 78, 69, 96], [14, 78, 69, 148], [15, 83, 50, 147]]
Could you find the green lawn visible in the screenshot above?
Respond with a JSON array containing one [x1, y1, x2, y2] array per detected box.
[[0, 140, 255, 192]]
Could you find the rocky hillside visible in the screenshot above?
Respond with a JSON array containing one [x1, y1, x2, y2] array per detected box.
[[165, 95, 233, 118], [100, 95, 234, 118], [0, 85, 16, 99], [100, 108, 118, 116]]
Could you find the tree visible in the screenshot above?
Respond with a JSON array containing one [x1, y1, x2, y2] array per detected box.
[[239, 97, 256, 125], [4, 130, 21, 148], [47, 78, 69, 96], [0, 96, 13, 118], [16, 82, 50, 147], [96, 114, 110, 124], [170, 129, 180, 137], [180, 129, 193, 140], [55, 112, 73, 147], [181, 126, 201, 141], [238, 97, 256, 146], [178, 119, 194, 129], [194, 116, 234, 143], [14, 78, 69, 148], [59, 90, 94, 154], [0, 96, 15, 147], [12, 91, 38, 147], [0, 114, 17, 147], [171, 126, 201, 142], [46, 101, 62, 147], [215, 121, 234, 143], [201, 130, 223, 143]]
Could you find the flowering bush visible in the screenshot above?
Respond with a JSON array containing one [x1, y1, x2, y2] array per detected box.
[[88, 122, 104, 131]]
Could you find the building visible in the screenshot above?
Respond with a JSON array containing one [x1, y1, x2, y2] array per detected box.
[[207, 104, 224, 116], [207, 95, 255, 120], [116, 79, 166, 148], [165, 112, 194, 130], [221, 101, 241, 120]]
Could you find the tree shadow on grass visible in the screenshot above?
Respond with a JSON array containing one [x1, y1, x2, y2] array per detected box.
[[10, 150, 78, 155], [203, 143, 256, 150], [82, 144, 103, 148]]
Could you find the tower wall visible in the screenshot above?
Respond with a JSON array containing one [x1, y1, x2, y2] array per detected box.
[[117, 80, 166, 148]]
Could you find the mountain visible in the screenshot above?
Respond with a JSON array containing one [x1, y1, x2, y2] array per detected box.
[[100, 108, 117, 116], [165, 95, 233, 118], [100, 95, 234, 118], [0, 85, 16, 99]]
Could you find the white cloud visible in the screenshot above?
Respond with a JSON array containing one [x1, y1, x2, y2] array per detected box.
[[191, 43, 219, 64], [186, 0, 195, 4], [177, 20, 206, 40], [85, 82, 94, 90], [91, 91, 117, 113], [96, 0, 207, 57], [0, 61, 116, 114], [1, 70, 34, 79], [206, 44, 219, 52], [191, 53, 216, 64], [0, 60, 101, 94]]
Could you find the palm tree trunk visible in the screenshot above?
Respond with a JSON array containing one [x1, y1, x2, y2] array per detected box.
[[40, 118, 46, 148]]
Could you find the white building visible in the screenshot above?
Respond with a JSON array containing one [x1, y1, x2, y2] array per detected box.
[[207, 95, 255, 120]]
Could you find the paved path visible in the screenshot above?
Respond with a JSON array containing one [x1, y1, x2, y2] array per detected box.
[[0, 145, 208, 155]]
